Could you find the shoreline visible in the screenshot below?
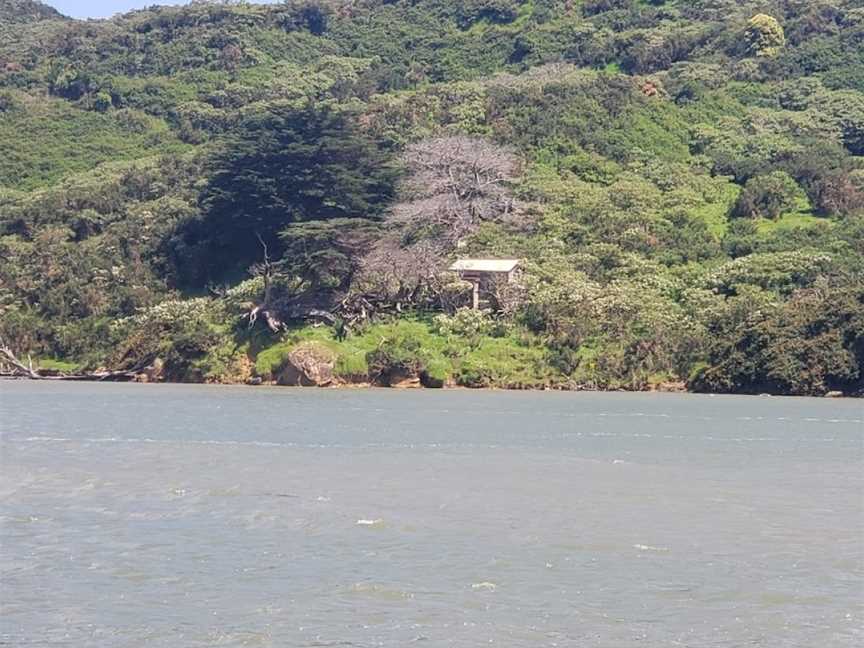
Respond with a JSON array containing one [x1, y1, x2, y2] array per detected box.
[[1, 374, 855, 398]]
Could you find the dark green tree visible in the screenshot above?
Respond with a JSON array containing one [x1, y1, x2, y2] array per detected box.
[[278, 218, 381, 292], [167, 102, 396, 287], [692, 281, 864, 396]]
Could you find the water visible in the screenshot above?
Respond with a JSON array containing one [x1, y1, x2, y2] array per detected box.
[[1, 382, 862, 647]]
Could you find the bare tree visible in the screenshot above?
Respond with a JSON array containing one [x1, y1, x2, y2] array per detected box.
[[353, 238, 446, 311], [390, 136, 522, 247], [350, 136, 523, 312], [0, 336, 150, 381], [244, 234, 286, 333]]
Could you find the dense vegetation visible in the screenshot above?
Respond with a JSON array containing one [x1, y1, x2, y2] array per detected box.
[[1, 0, 862, 395]]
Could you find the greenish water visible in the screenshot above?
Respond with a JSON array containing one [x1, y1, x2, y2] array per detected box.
[[1, 382, 862, 647]]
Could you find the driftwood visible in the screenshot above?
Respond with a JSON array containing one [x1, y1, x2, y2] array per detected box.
[[0, 338, 146, 382], [0, 340, 39, 379]]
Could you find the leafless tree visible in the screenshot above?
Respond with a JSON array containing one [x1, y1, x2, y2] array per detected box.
[[0, 337, 39, 378], [349, 136, 524, 312], [390, 136, 522, 247], [244, 234, 286, 333], [0, 335, 150, 381], [352, 238, 446, 312]]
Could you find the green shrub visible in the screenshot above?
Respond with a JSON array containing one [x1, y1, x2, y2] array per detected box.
[[731, 171, 806, 220], [366, 332, 427, 382], [254, 341, 293, 379], [433, 308, 495, 340]]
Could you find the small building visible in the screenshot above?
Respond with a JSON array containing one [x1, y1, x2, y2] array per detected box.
[[448, 258, 520, 309]]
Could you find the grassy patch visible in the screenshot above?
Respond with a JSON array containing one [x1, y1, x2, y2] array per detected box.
[[453, 334, 556, 388], [249, 318, 559, 387], [36, 357, 82, 373], [755, 207, 825, 234], [693, 181, 740, 238], [254, 341, 294, 379]]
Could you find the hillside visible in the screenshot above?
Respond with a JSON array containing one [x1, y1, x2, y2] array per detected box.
[[0, 0, 63, 24], [0, 0, 862, 395]]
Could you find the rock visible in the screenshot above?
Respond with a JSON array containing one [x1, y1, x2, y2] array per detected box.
[[420, 371, 444, 389], [390, 375, 421, 389], [278, 343, 335, 387], [825, 390, 844, 398], [246, 376, 263, 385], [378, 367, 421, 388], [136, 358, 164, 383]]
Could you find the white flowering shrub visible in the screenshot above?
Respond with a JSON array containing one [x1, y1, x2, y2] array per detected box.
[[117, 297, 214, 331], [710, 251, 833, 295], [433, 308, 494, 338], [223, 276, 265, 306]]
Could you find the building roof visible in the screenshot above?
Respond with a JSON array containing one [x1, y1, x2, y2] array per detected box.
[[449, 258, 520, 273]]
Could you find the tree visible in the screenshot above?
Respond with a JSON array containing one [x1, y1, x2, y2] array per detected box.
[[731, 171, 803, 220], [745, 14, 785, 57], [168, 102, 396, 287], [353, 136, 524, 309], [813, 171, 864, 216], [778, 141, 864, 216], [389, 136, 522, 249], [456, 0, 519, 29], [710, 250, 835, 296], [692, 280, 864, 396], [278, 218, 380, 292]]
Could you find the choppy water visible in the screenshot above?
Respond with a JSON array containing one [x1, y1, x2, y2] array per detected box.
[[1, 382, 862, 647]]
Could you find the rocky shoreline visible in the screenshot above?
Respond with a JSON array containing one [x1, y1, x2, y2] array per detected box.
[[2, 343, 854, 397]]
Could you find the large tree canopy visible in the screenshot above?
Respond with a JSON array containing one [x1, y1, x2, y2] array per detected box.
[[166, 102, 396, 287]]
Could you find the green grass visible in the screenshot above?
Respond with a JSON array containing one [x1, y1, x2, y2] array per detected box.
[[688, 185, 824, 238], [36, 357, 82, 373], [456, 335, 555, 388], [250, 318, 558, 387], [693, 181, 740, 238], [254, 341, 294, 378], [755, 200, 825, 234]]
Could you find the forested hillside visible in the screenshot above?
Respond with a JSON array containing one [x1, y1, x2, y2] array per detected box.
[[1, 0, 862, 395]]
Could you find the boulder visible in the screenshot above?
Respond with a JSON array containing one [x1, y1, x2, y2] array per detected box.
[[135, 358, 164, 383], [278, 343, 336, 387], [390, 374, 422, 389], [656, 381, 687, 393]]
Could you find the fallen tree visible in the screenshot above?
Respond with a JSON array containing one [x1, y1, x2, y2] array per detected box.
[[0, 339, 39, 379], [0, 337, 148, 381]]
